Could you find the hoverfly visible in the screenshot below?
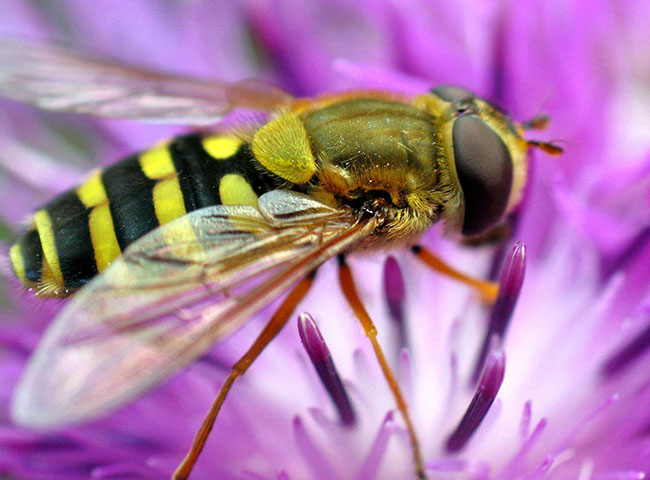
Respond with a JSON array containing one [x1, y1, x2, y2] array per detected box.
[[0, 38, 561, 479]]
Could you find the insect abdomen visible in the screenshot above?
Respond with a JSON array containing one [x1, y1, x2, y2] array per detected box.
[[10, 133, 279, 296]]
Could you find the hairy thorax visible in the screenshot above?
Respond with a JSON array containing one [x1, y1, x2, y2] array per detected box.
[[301, 98, 461, 247]]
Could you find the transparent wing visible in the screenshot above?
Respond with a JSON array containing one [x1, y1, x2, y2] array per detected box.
[[12, 191, 378, 427], [0, 38, 294, 124]]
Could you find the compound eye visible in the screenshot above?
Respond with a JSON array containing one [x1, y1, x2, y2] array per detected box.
[[431, 85, 474, 103], [452, 115, 513, 236]]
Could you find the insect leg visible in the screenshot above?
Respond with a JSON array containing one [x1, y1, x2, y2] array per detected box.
[[337, 255, 427, 480], [172, 272, 316, 480], [411, 245, 498, 303], [521, 114, 550, 130]]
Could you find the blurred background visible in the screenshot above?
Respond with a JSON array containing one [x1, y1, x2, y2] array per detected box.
[[2, 1, 650, 479]]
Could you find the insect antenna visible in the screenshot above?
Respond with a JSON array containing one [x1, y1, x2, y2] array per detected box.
[[520, 112, 564, 155], [521, 114, 550, 130], [527, 139, 564, 156]]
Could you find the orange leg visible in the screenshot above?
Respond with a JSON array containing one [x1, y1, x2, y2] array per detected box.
[[338, 256, 427, 480], [411, 245, 498, 303], [172, 273, 315, 480]]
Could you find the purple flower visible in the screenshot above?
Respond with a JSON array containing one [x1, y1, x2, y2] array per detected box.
[[2, 1, 650, 479]]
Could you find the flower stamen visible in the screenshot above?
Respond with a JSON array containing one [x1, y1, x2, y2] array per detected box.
[[383, 256, 407, 350], [354, 411, 395, 480], [298, 312, 356, 426], [472, 241, 526, 382], [446, 350, 506, 453]]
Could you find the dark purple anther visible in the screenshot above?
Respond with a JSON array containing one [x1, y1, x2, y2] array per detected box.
[[383, 256, 407, 349], [446, 350, 506, 452], [601, 320, 650, 378], [297, 313, 356, 426], [472, 242, 526, 383]]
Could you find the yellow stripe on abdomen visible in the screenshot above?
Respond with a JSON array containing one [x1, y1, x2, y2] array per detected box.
[[76, 173, 121, 272], [33, 209, 64, 288], [139, 144, 188, 226], [88, 204, 121, 271], [153, 176, 187, 225], [202, 136, 243, 160], [219, 174, 259, 208], [9, 243, 28, 285], [140, 144, 176, 179], [77, 172, 106, 207]]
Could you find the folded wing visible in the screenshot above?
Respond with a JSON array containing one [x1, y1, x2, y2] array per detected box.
[[0, 38, 294, 124], [12, 191, 378, 427]]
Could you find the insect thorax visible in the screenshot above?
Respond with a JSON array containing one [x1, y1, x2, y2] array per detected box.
[[248, 97, 461, 248], [304, 98, 461, 246]]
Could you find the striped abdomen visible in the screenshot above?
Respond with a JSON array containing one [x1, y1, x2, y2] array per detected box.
[[10, 133, 281, 296]]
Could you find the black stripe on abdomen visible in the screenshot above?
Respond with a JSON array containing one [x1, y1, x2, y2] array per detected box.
[[236, 143, 281, 196], [18, 229, 43, 283], [102, 155, 158, 251], [170, 135, 282, 213], [44, 191, 97, 289], [170, 135, 222, 212]]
